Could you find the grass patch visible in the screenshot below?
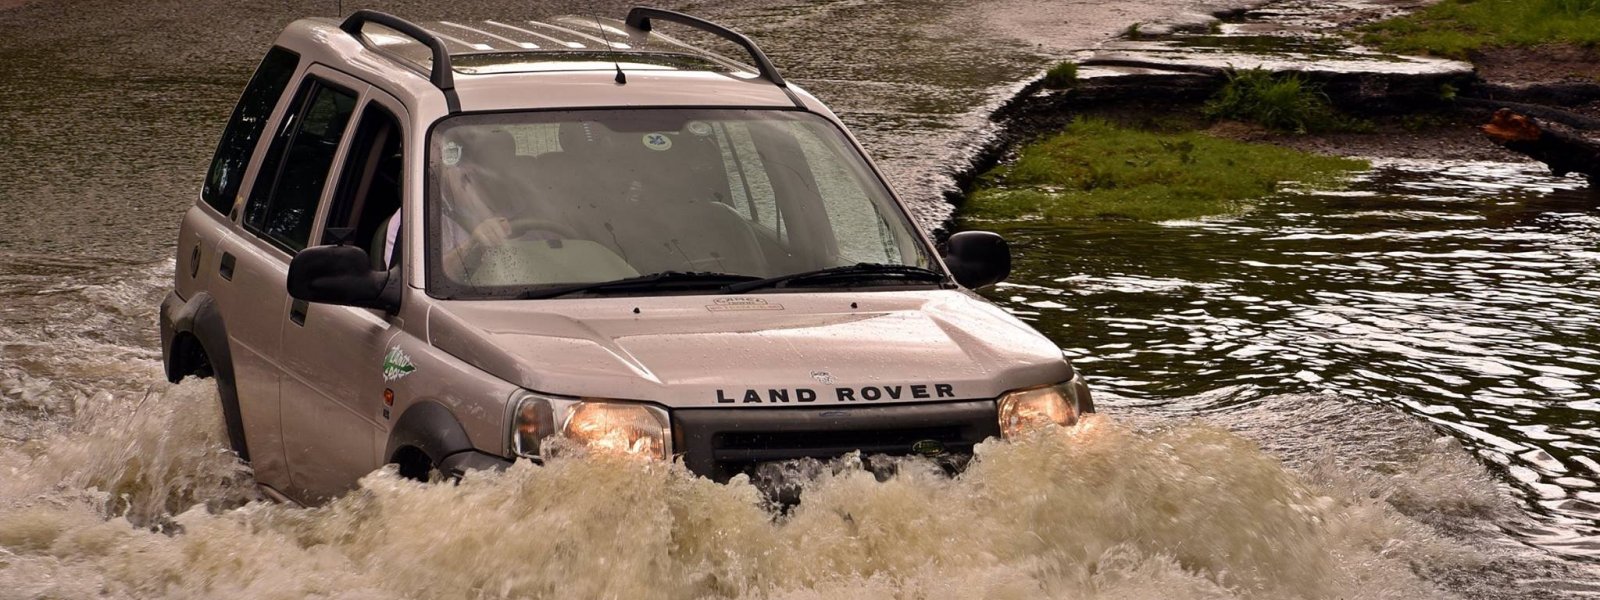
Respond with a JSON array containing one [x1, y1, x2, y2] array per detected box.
[[963, 119, 1368, 223], [1203, 68, 1361, 134], [1363, 0, 1600, 59], [1042, 62, 1078, 89]]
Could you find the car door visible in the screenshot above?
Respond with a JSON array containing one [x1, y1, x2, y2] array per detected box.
[[277, 88, 409, 502], [226, 64, 364, 500], [199, 47, 312, 493]]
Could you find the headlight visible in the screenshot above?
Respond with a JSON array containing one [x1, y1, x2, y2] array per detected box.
[[997, 378, 1091, 439], [563, 401, 671, 460], [510, 391, 672, 461], [510, 391, 559, 458]]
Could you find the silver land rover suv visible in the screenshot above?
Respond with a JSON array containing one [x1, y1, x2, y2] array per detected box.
[[159, 7, 1092, 504]]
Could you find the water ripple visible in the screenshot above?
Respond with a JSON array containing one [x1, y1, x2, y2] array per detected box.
[[990, 159, 1600, 558]]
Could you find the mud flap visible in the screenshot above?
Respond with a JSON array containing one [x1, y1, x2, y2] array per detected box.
[[163, 291, 250, 463]]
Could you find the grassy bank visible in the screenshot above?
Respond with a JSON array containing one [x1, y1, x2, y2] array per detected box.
[[962, 119, 1368, 224], [1204, 69, 1367, 134], [1363, 0, 1600, 59]]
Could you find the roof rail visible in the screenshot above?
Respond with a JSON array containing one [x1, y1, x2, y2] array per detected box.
[[340, 10, 462, 113], [624, 7, 787, 88]]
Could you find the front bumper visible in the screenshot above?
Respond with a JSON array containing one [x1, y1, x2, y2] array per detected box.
[[671, 399, 1001, 483]]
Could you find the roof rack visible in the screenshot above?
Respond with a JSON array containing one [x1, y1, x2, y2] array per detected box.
[[340, 10, 462, 113], [624, 7, 787, 88]]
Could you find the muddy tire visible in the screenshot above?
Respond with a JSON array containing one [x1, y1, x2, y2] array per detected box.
[[391, 446, 434, 481]]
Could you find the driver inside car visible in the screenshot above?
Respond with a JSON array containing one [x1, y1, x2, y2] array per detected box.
[[383, 128, 531, 277]]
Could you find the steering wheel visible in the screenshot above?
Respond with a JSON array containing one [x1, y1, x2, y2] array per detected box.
[[453, 216, 583, 273], [503, 216, 581, 241]]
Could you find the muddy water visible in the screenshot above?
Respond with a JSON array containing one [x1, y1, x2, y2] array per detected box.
[[1, 0, 1599, 597]]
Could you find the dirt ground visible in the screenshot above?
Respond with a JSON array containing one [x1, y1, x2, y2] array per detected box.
[[1249, 121, 1531, 162], [1475, 44, 1600, 86], [1164, 45, 1600, 166]]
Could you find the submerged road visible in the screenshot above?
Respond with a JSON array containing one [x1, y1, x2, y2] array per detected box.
[[1, 0, 1597, 598]]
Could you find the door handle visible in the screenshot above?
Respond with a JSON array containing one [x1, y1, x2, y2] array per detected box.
[[289, 299, 308, 326], [219, 252, 236, 281]]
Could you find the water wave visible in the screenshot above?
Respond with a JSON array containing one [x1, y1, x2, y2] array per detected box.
[[0, 378, 1510, 599]]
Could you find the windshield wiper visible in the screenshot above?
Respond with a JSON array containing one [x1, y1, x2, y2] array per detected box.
[[720, 263, 946, 294], [519, 271, 759, 299]]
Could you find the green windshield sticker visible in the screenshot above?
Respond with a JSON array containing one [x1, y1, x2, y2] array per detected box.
[[383, 347, 416, 382]]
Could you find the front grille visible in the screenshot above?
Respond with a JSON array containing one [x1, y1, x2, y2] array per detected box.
[[673, 400, 1000, 482], [717, 425, 967, 451]]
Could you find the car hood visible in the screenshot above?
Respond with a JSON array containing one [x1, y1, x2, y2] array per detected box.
[[427, 290, 1073, 408]]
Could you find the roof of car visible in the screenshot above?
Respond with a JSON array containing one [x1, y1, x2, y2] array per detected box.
[[372, 17, 757, 77], [278, 9, 816, 116]]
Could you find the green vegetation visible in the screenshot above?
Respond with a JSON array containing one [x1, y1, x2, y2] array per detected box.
[[1203, 69, 1361, 134], [1400, 112, 1453, 132], [1042, 62, 1078, 89], [1363, 0, 1600, 59], [963, 119, 1368, 223], [1439, 82, 1459, 102]]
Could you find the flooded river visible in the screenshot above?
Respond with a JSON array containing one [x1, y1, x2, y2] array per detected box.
[[1, 0, 1598, 597]]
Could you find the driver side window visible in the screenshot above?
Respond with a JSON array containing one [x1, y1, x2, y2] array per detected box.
[[322, 103, 404, 270]]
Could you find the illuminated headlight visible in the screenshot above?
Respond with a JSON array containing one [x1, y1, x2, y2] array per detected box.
[[997, 378, 1091, 439], [510, 391, 672, 461]]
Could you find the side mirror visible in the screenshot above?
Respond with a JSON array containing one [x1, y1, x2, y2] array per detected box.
[[287, 245, 400, 313], [943, 231, 1011, 289]]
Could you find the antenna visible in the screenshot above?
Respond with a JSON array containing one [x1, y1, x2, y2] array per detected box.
[[593, 15, 625, 85]]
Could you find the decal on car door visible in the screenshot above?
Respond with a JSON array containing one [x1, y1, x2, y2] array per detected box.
[[382, 346, 415, 381]]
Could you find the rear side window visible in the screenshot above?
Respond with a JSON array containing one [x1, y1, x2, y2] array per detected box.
[[201, 47, 299, 215], [243, 79, 358, 252]]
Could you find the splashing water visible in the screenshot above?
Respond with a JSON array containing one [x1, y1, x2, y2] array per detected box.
[[0, 374, 1515, 600]]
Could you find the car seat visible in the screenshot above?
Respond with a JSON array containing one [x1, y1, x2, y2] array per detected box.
[[602, 128, 770, 275], [370, 212, 396, 270]]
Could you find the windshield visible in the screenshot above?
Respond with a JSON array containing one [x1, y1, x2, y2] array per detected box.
[[425, 109, 935, 299]]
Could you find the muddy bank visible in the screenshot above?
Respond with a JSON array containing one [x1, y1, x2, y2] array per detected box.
[[1476, 44, 1600, 87], [959, 0, 1600, 201], [1213, 115, 1526, 162]]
